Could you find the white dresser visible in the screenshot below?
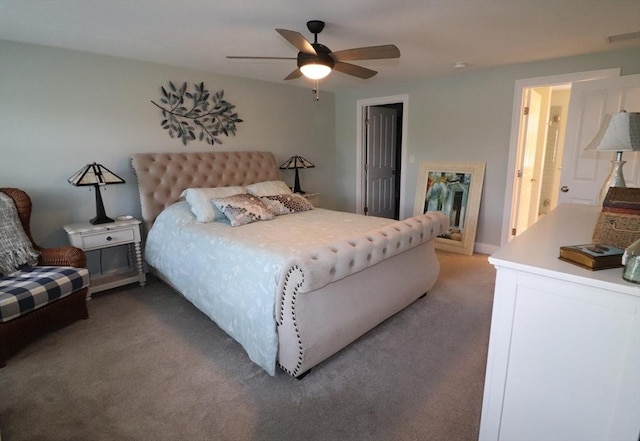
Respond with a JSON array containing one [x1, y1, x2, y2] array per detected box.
[[479, 204, 639, 441]]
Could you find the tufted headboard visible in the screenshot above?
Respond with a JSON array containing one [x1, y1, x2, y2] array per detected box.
[[130, 151, 280, 233]]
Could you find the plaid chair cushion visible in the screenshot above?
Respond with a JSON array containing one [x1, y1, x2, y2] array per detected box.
[[0, 266, 90, 323]]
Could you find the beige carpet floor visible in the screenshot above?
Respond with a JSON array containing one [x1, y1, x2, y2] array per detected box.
[[0, 250, 495, 441]]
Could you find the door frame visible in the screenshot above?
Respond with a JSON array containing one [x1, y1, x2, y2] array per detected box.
[[499, 68, 620, 246], [356, 94, 409, 217]]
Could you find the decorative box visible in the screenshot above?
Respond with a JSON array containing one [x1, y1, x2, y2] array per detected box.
[[592, 187, 640, 250]]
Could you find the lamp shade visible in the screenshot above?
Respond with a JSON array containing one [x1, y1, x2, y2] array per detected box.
[[279, 156, 315, 194], [584, 111, 640, 152], [68, 162, 126, 186], [68, 162, 125, 224], [279, 156, 315, 170]]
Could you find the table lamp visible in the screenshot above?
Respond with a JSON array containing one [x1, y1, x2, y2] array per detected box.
[[68, 162, 125, 224], [279, 155, 315, 194], [584, 111, 640, 204]]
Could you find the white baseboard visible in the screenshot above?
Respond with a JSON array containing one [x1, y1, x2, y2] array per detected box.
[[474, 242, 499, 255]]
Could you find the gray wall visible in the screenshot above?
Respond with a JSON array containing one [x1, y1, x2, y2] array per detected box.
[[334, 47, 640, 251], [0, 40, 336, 253], [1, 40, 639, 266]]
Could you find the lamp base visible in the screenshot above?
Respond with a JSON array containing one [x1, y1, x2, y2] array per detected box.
[[598, 157, 627, 205], [293, 168, 305, 194], [90, 215, 115, 225], [90, 185, 114, 224]]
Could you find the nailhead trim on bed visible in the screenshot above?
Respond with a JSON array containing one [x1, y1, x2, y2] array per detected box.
[[276, 212, 449, 378], [277, 265, 305, 377]]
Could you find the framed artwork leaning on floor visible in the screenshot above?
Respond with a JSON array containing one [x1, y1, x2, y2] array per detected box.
[[414, 160, 485, 255]]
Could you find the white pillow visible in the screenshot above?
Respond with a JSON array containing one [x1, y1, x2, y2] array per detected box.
[[180, 186, 246, 222], [245, 180, 292, 197]]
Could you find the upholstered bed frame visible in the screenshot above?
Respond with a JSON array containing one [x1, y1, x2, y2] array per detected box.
[[131, 151, 280, 235], [130, 151, 447, 377]]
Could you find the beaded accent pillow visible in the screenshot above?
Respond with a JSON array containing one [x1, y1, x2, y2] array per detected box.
[[260, 193, 314, 216], [211, 193, 276, 226]]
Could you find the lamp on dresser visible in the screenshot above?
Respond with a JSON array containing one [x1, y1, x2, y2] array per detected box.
[[68, 162, 125, 224], [585, 111, 640, 204], [279, 155, 315, 194]]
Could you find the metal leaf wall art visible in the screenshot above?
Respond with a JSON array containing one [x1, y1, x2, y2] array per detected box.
[[151, 81, 243, 146]]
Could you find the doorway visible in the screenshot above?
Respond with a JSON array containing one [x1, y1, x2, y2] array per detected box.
[[356, 94, 409, 219], [365, 103, 403, 219], [500, 68, 623, 245], [514, 85, 571, 236]]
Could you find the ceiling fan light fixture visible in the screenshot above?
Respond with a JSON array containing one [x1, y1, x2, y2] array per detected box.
[[228, 20, 399, 83], [300, 62, 332, 80]]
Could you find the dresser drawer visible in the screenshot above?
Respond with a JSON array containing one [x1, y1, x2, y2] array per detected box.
[[81, 228, 135, 249]]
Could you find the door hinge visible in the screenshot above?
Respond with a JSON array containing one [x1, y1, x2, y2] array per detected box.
[[364, 206, 369, 215], [365, 118, 370, 126], [523, 106, 529, 116], [517, 169, 523, 178], [511, 228, 517, 236]]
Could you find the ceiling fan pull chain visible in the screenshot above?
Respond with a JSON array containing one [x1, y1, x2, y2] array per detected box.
[[313, 80, 320, 102]]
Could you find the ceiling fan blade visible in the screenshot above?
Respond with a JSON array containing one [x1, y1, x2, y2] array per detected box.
[[226, 56, 296, 60], [333, 62, 377, 79], [276, 29, 316, 55], [331, 45, 400, 61], [284, 69, 302, 80]]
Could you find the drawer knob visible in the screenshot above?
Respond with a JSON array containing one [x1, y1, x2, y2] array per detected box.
[[106, 236, 113, 241]]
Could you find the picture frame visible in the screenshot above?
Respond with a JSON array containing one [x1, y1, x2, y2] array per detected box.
[[413, 161, 485, 255]]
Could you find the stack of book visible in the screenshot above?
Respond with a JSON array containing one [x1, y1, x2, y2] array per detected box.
[[558, 243, 624, 270]]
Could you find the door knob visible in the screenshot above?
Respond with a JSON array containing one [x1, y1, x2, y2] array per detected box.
[[560, 186, 569, 193]]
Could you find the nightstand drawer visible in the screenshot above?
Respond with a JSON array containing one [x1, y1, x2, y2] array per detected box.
[[81, 228, 135, 249]]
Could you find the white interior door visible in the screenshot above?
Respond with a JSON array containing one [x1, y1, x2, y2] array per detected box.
[[366, 106, 397, 218], [516, 90, 543, 235], [559, 74, 640, 205]]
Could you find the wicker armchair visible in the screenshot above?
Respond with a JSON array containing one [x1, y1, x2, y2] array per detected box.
[[0, 187, 89, 367]]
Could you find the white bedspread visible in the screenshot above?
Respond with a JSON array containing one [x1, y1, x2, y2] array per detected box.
[[145, 201, 446, 374]]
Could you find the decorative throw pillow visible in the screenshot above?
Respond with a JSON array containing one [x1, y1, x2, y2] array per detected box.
[[0, 192, 40, 275], [211, 193, 276, 226], [245, 180, 293, 197], [260, 193, 314, 216], [181, 186, 247, 222]]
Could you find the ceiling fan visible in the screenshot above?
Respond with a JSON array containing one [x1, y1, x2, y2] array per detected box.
[[227, 20, 400, 81]]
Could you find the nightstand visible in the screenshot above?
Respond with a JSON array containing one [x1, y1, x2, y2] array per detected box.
[[63, 218, 146, 296], [301, 192, 320, 207]]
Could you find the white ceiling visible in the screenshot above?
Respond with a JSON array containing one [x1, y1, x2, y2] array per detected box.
[[1, 0, 639, 91]]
